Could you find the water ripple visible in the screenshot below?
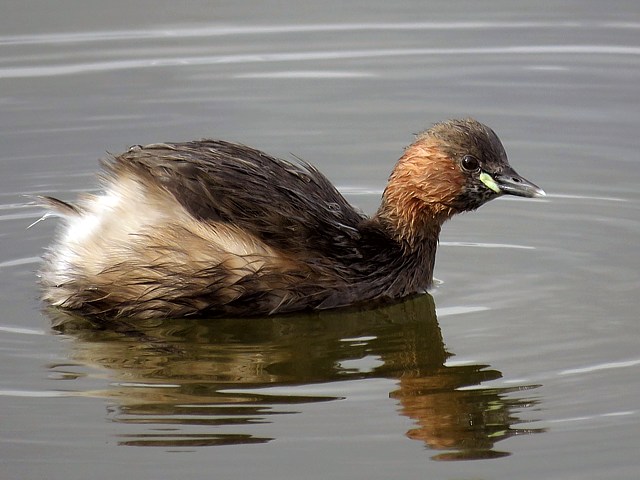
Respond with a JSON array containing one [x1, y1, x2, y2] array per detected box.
[[0, 325, 46, 335], [558, 359, 640, 376], [2, 45, 640, 79], [0, 22, 594, 46], [0, 256, 42, 269], [0, 389, 74, 398], [235, 70, 375, 79], [548, 193, 629, 202], [440, 241, 535, 250]]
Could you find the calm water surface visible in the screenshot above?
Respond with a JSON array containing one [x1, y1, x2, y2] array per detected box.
[[1, 1, 639, 479]]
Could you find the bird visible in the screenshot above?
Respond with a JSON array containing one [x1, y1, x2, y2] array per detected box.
[[37, 118, 544, 319]]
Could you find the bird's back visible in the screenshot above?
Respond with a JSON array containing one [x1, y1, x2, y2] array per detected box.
[[116, 141, 367, 261]]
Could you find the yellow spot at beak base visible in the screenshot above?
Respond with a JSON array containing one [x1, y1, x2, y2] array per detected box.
[[479, 172, 501, 194]]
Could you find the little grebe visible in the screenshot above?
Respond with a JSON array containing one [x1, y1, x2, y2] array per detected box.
[[39, 118, 544, 319]]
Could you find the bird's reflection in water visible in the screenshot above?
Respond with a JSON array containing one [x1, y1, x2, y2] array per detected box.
[[47, 293, 543, 460]]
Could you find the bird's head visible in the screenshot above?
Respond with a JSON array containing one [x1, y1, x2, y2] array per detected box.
[[379, 118, 544, 244]]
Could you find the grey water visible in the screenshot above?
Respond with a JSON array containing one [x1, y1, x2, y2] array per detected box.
[[1, 1, 639, 479]]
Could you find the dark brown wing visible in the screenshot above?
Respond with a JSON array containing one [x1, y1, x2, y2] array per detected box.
[[107, 140, 367, 263]]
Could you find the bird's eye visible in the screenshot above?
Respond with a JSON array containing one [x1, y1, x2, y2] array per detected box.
[[461, 155, 480, 172]]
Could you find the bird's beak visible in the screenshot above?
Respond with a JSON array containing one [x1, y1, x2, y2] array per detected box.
[[480, 168, 546, 198]]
